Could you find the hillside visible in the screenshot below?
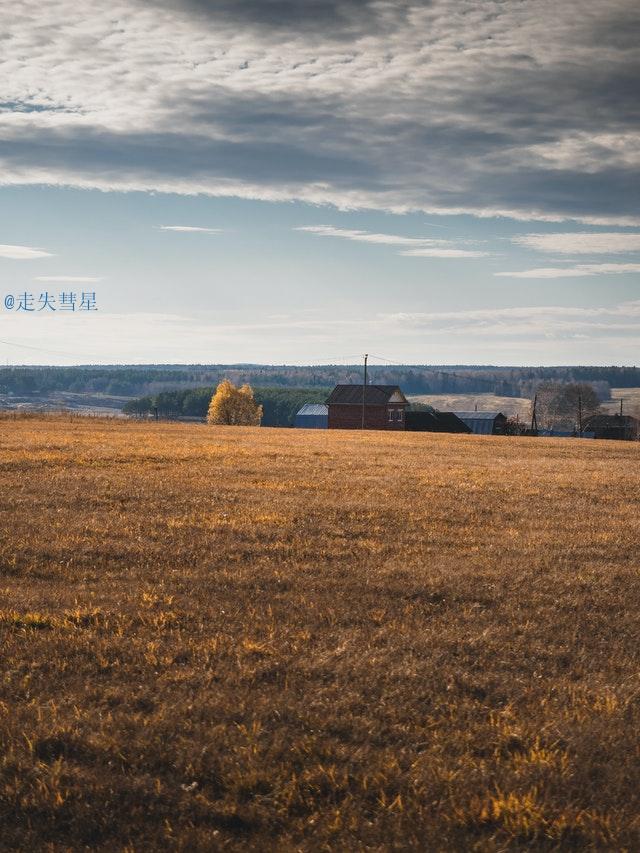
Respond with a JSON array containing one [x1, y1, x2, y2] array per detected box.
[[1, 416, 639, 850], [408, 393, 532, 419]]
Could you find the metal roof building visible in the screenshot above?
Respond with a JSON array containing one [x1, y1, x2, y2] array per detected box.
[[294, 403, 328, 429], [451, 411, 508, 435]]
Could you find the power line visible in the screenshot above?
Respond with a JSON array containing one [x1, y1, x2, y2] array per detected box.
[[0, 338, 88, 360], [366, 353, 511, 390]]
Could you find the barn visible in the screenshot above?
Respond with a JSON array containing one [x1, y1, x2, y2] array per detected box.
[[326, 384, 408, 430], [582, 413, 639, 441], [294, 403, 328, 429], [451, 411, 508, 435], [405, 411, 471, 434]]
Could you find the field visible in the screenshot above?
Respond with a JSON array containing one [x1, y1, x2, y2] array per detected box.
[[1, 416, 640, 851], [408, 393, 532, 419], [605, 387, 640, 417]]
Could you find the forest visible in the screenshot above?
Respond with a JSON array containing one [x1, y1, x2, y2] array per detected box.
[[123, 386, 332, 427], [1, 363, 637, 398]]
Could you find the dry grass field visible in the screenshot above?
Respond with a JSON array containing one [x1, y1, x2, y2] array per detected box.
[[1, 415, 640, 851]]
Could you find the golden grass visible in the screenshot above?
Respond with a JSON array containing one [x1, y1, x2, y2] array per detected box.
[[1, 414, 640, 850]]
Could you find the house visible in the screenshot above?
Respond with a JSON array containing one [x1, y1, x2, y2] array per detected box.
[[451, 411, 508, 435], [294, 403, 328, 429], [582, 413, 638, 441], [326, 384, 408, 430], [405, 410, 471, 434]]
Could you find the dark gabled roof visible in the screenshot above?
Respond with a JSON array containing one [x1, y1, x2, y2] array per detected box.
[[435, 412, 473, 433], [451, 411, 506, 421], [583, 414, 638, 428], [405, 411, 471, 433], [326, 384, 407, 406]]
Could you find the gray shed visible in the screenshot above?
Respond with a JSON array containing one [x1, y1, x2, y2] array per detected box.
[[451, 411, 508, 435], [294, 403, 328, 429]]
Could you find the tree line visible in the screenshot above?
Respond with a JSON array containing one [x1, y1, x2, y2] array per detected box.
[[123, 386, 332, 427], [2, 364, 640, 399]]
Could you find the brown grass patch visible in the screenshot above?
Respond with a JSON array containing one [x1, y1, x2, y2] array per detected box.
[[1, 415, 639, 850]]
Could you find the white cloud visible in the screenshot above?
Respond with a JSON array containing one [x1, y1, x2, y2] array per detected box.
[[295, 225, 489, 258], [383, 300, 640, 343], [34, 275, 102, 282], [512, 233, 640, 254], [2, 299, 640, 365], [401, 248, 491, 259], [158, 225, 223, 233], [295, 225, 436, 246], [495, 263, 640, 278], [0, 244, 53, 260]]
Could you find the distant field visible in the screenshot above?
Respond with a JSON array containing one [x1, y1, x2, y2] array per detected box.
[[604, 387, 640, 416], [1, 416, 640, 850], [0, 391, 132, 416], [409, 392, 532, 419]]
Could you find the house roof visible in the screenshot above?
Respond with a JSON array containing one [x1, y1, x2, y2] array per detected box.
[[451, 411, 506, 420], [295, 404, 328, 417], [326, 384, 408, 406], [435, 412, 473, 433], [583, 413, 638, 428], [405, 410, 471, 433]]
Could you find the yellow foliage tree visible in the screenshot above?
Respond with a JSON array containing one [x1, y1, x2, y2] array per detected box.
[[207, 380, 263, 426]]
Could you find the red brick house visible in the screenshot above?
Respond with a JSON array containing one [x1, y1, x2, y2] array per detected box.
[[326, 384, 408, 430]]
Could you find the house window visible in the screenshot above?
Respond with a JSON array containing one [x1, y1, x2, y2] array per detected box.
[[397, 409, 403, 422], [388, 409, 394, 422]]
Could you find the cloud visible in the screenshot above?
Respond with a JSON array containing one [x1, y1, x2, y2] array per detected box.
[[384, 300, 640, 341], [150, 0, 395, 39], [401, 248, 491, 259], [158, 225, 223, 233], [512, 232, 640, 254], [495, 263, 640, 278], [387, 301, 640, 326], [0, 244, 53, 260], [295, 225, 435, 246], [34, 275, 102, 282], [3, 299, 640, 366], [1, 0, 639, 223], [296, 225, 490, 257]]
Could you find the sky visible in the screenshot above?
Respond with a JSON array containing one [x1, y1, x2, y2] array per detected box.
[[0, 0, 639, 366]]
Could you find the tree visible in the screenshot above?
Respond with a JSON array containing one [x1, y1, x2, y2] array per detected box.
[[207, 380, 262, 426], [535, 382, 601, 431]]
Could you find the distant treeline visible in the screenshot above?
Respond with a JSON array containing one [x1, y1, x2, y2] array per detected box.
[[124, 387, 332, 427], [1, 364, 639, 398]]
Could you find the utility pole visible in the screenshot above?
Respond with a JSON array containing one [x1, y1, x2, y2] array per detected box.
[[578, 393, 583, 437], [361, 353, 368, 430], [530, 393, 538, 434]]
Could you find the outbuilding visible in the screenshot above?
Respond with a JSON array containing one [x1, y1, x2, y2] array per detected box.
[[451, 411, 508, 435], [582, 413, 638, 441], [294, 403, 328, 429], [405, 410, 471, 434]]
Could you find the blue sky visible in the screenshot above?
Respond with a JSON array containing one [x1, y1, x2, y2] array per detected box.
[[1, 0, 639, 365]]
